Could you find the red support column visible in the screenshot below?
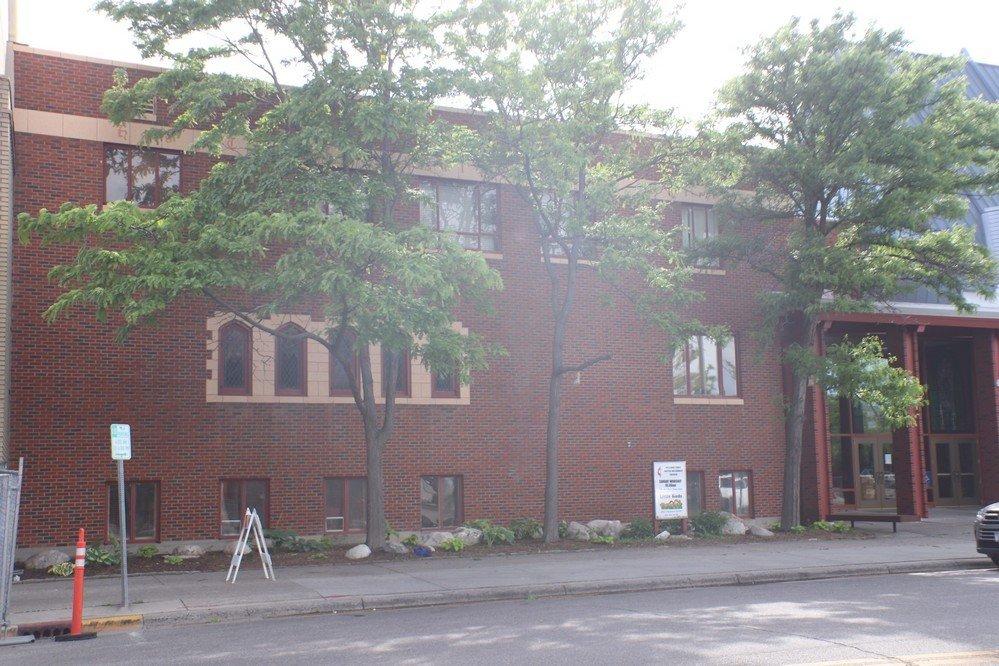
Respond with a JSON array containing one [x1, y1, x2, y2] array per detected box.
[[974, 330, 999, 504], [892, 326, 927, 518], [811, 328, 831, 520]]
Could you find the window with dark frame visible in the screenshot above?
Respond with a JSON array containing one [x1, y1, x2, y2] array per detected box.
[[221, 479, 268, 537], [104, 145, 181, 208], [381, 348, 411, 397], [431, 368, 461, 398], [219, 322, 252, 395], [325, 477, 367, 532], [672, 335, 738, 397], [686, 471, 705, 517], [330, 329, 358, 396], [275, 324, 307, 396], [680, 204, 720, 267], [420, 475, 462, 529], [419, 180, 499, 252], [108, 481, 159, 542], [718, 471, 752, 517]]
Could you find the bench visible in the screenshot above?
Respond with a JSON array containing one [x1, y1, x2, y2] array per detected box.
[[827, 513, 903, 533]]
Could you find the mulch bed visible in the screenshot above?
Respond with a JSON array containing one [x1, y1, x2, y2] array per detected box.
[[18, 528, 873, 581]]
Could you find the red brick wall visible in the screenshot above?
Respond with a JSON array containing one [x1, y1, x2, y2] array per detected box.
[[11, 49, 788, 547], [974, 331, 999, 505]]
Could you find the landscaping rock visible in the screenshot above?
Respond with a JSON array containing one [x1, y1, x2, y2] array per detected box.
[[749, 525, 775, 538], [566, 521, 591, 541], [454, 527, 482, 546], [171, 544, 206, 558], [653, 530, 671, 542], [345, 544, 371, 560], [382, 542, 409, 555], [420, 531, 454, 548], [586, 520, 624, 538], [24, 549, 69, 570], [719, 512, 748, 536], [223, 541, 251, 556]]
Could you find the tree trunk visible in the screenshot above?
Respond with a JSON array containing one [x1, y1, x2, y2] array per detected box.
[[780, 319, 816, 530], [366, 430, 387, 550], [543, 311, 567, 543]]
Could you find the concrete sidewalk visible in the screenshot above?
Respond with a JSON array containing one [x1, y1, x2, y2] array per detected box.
[[8, 509, 993, 630]]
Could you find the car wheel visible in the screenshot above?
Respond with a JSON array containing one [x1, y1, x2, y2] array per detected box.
[[992, 555, 999, 567]]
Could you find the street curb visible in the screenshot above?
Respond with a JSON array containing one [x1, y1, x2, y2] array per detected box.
[[123, 556, 993, 629], [82, 614, 143, 632]]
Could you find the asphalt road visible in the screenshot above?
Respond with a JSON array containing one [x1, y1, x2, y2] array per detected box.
[[8, 568, 999, 665]]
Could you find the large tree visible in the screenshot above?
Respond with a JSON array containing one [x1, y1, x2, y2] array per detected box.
[[690, 14, 999, 528], [455, 0, 700, 541], [19, 0, 502, 549]]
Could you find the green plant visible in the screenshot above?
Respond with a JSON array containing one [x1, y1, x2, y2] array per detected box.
[[689, 511, 727, 537], [163, 554, 184, 565], [591, 534, 615, 545], [402, 534, 420, 548], [438, 537, 465, 553], [385, 523, 399, 542], [136, 545, 158, 559], [810, 520, 851, 534], [558, 521, 569, 539], [789, 525, 807, 535], [509, 518, 543, 540], [48, 562, 74, 577], [463, 519, 514, 546], [265, 529, 332, 553], [308, 552, 330, 561], [85, 544, 120, 566], [621, 518, 656, 540]]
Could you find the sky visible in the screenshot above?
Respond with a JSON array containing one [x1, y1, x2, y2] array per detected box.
[[7, 0, 999, 123]]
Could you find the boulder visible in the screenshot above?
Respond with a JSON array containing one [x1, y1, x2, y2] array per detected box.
[[566, 521, 591, 541], [420, 531, 454, 548], [224, 541, 251, 556], [586, 520, 624, 538], [749, 525, 775, 538], [382, 541, 409, 555], [171, 544, 206, 558], [719, 512, 748, 536], [345, 544, 371, 560], [24, 549, 70, 570], [453, 527, 482, 546], [653, 530, 671, 542]]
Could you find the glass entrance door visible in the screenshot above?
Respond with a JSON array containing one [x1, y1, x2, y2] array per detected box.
[[856, 440, 896, 509], [932, 440, 978, 506]]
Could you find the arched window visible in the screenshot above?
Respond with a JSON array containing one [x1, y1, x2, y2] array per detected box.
[[218, 322, 252, 395], [330, 329, 358, 396], [275, 324, 308, 396]]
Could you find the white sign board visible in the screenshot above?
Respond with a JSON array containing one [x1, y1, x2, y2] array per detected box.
[[653, 461, 687, 520], [110, 424, 132, 460]]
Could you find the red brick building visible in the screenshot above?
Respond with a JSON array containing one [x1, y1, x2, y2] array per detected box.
[[4, 44, 998, 549]]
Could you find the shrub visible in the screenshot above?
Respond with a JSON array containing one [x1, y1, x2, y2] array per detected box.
[[308, 552, 329, 561], [163, 554, 185, 565], [402, 534, 420, 547], [86, 544, 120, 566], [465, 520, 515, 546], [265, 529, 332, 553], [438, 537, 465, 553], [661, 519, 684, 534], [689, 511, 727, 537], [789, 525, 807, 534], [509, 518, 543, 540], [621, 518, 655, 540], [590, 534, 615, 545], [810, 520, 851, 533], [558, 521, 568, 539], [48, 562, 74, 577], [136, 545, 158, 559]]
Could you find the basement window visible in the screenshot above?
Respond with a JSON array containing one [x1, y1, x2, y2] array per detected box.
[[420, 475, 463, 529], [221, 479, 268, 537], [325, 478, 367, 533], [108, 481, 159, 543]]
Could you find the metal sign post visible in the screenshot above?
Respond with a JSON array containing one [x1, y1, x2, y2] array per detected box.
[[110, 424, 131, 609]]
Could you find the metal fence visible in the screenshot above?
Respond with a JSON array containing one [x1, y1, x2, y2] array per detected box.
[[0, 460, 23, 629]]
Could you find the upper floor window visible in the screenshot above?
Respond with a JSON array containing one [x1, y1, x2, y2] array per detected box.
[[381, 348, 411, 398], [420, 180, 499, 251], [275, 324, 307, 396], [673, 335, 738, 397], [681, 204, 719, 267], [219, 322, 252, 396], [431, 368, 461, 398], [330, 329, 358, 397], [105, 145, 180, 207]]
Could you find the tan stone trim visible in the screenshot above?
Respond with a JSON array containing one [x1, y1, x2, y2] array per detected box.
[[11, 42, 168, 73], [205, 313, 471, 405], [672, 396, 745, 406]]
